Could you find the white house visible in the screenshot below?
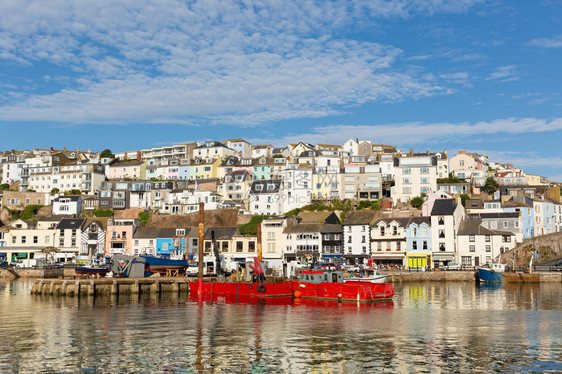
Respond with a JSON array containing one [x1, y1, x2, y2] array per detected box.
[[52, 195, 82, 216], [249, 179, 284, 216], [342, 211, 377, 265], [457, 217, 516, 268], [430, 198, 464, 267]]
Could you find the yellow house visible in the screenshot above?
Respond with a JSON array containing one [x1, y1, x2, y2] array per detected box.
[[192, 157, 221, 179]]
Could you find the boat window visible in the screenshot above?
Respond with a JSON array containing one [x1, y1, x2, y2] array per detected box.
[[332, 273, 338, 283], [324, 274, 328, 281]]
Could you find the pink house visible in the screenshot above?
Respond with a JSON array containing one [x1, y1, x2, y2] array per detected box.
[[105, 218, 141, 255]]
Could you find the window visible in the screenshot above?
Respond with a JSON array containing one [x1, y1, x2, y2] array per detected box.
[[439, 243, 446, 252], [33, 236, 38, 244], [60, 238, 65, 246], [412, 241, 417, 250], [420, 178, 429, 184], [12, 236, 16, 244], [469, 235, 475, 242], [204, 242, 212, 252], [438, 217, 444, 225], [403, 168, 411, 174], [249, 241, 256, 252], [485, 245, 491, 252], [236, 241, 243, 252], [222, 242, 229, 252], [71, 238, 76, 246], [469, 245, 475, 252], [485, 235, 490, 242], [502, 235, 511, 243], [503, 221, 508, 228], [21, 236, 26, 244], [267, 232, 275, 240], [461, 256, 472, 266], [402, 178, 411, 184], [421, 168, 429, 174], [439, 229, 445, 238]]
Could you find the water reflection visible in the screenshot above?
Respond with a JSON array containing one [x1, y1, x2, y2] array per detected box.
[[0, 280, 560, 373]]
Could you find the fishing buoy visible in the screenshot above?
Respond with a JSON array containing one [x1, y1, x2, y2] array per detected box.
[[294, 290, 302, 298]]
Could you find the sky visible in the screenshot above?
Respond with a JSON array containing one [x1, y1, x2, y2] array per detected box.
[[1, 1, 562, 180]]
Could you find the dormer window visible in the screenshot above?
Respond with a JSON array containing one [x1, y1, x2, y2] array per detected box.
[[260, 158, 266, 164], [176, 229, 185, 236], [255, 184, 263, 191], [267, 184, 275, 191]]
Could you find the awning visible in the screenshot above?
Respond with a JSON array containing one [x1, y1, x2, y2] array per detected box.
[[371, 255, 405, 260], [433, 253, 454, 260], [343, 254, 370, 258], [322, 254, 342, 258]]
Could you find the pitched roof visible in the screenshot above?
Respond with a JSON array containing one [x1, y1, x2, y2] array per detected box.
[[467, 212, 519, 219], [204, 226, 239, 240], [502, 200, 530, 208], [53, 195, 81, 202], [297, 211, 340, 224], [57, 218, 86, 230], [283, 223, 342, 234], [373, 217, 411, 227], [408, 216, 431, 226], [344, 211, 377, 225], [250, 179, 282, 194], [458, 218, 513, 236], [431, 199, 458, 216]]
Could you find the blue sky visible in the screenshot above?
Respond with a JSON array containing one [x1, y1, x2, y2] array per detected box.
[[1, 1, 562, 180]]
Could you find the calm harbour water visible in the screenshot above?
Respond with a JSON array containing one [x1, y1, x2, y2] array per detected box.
[[0, 280, 561, 373]]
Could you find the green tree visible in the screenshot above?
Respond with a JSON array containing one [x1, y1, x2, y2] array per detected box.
[[460, 193, 470, 206], [138, 211, 150, 225], [63, 189, 82, 195], [50, 188, 60, 195], [0, 184, 9, 191], [100, 149, 114, 158], [484, 177, 499, 194], [410, 196, 425, 209], [25, 189, 36, 193]]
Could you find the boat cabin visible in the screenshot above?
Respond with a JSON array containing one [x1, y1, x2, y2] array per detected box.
[[299, 270, 343, 284]]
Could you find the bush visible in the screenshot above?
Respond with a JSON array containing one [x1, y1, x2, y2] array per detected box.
[[93, 209, 113, 217], [0, 184, 9, 191], [239, 215, 267, 236], [138, 212, 150, 225], [410, 196, 425, 209]]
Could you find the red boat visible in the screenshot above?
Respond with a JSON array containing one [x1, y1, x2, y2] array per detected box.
[[189, 280, 293, 298], [290, 270, 394, 302], [189, 257, 293, 298]]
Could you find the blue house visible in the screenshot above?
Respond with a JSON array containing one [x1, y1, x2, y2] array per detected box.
[[405, 217, 432, 270], [155, 227, 192, 259], [502, 200, 533, 239]]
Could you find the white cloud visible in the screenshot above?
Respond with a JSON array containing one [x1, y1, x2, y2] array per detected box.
[[527, 35, 562, 48], [248, 117, 562, 147], [0, 0, 484, 126], [485, 65, 519, 81]]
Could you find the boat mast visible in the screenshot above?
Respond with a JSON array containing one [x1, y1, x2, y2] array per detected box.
[[198, 202, 205, 279]]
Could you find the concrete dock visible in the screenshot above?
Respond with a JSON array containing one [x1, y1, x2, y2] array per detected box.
[[30, 277, 191, 297]]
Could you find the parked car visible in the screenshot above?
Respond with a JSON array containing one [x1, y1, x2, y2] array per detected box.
[[441, 262, 461, 271], [552, 261, 562, 272], [0, 261, 8, 269], [315, 263, 342, 270]]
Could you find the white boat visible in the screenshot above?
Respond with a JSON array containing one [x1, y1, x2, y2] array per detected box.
[[344, 269, 388, 284]]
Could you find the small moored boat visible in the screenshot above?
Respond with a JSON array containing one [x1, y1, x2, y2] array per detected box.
[[291, 270, 394, 302]]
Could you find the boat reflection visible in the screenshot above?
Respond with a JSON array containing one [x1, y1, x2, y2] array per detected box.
[[188, 292, 394, 309]]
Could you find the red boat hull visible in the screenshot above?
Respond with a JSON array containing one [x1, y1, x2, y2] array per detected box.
[[290, 280, 394, 302], [189, 281, 293, 298]]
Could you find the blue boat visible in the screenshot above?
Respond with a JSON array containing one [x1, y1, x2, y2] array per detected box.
[[477, 263, 507, 282], [139, 255, 188, 274]]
